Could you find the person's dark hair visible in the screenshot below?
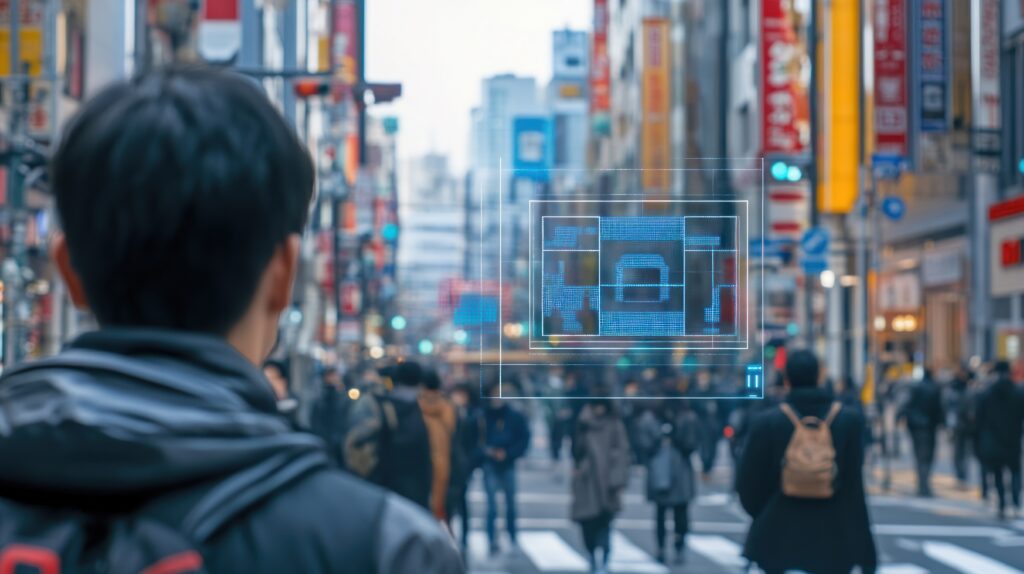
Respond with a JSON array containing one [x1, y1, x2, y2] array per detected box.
[[422, 369, 443, 391], [994, 360, 1011, 376], [389, 361, 423, 387], [51, 66, 314, 334], [785, 349, 820, 388]]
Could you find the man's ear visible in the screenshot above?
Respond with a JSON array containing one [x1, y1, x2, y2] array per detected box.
[[51, 233, 90, 310], [267, 234, 301, 315]]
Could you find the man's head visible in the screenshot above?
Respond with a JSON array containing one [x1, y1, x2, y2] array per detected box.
[[389, 361, 423, 388], [51, 67, 314, 363], [422, 369, 443, 391], [785, 349, 820, 389], [994, 360, 1011, 377]]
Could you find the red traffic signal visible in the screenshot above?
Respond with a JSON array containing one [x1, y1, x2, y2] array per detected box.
[[293, 79, 331, 98]]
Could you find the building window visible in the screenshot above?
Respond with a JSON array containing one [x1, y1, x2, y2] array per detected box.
[[1004, 32, 1024, 190]]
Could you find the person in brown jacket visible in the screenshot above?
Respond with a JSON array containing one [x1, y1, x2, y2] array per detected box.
[[420, 369, 458, 520]]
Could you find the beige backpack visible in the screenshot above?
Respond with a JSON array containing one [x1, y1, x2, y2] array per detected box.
[[779, 401, 842, 499]]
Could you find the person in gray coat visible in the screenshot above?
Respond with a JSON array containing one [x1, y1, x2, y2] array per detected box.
[[641, 402, 699, 564], [571, 397, 632, 573]]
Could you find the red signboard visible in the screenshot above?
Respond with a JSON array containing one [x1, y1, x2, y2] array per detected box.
[[873, 0, 908, 155], [590, 0, 610, 113], [760, 0, 811, 155]]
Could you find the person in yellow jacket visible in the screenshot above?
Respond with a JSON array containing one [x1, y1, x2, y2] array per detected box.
[[420, 369, 458, 520]]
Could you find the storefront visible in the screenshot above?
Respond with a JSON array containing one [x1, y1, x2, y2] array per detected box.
[[990, 196, 1024, 362]]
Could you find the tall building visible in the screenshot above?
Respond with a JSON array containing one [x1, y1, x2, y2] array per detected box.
[[548, 29, 590, 194], [465, 74, 544, 282], [397, 154, 465, 336]]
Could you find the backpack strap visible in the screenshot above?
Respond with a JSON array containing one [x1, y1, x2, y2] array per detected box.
[[142, 449, 329, 544], [823, 401, 842, 427], [779, 403, 803, 428]]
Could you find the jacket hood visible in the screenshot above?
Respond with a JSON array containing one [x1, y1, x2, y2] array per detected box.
[[0, 328, 323, 501]]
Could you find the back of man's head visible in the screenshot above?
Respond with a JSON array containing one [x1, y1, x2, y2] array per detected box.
[[51, 66, 314, 335], [994, 360, 1011, 377], [422, 369, 443, 391], [785, 349, 820, 389], [391, 361, 423, 387]]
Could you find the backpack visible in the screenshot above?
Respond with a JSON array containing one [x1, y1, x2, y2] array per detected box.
[[779, 401, 841, 499], [0, 451, 326, 574]]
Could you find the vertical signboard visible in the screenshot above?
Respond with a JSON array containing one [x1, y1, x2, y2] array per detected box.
[[641, 18, 671, 190], [874, 0, 909, 156], [916, 0, 948, 132], [760, 0, 811, 156], [0, 0, 44, 77], [972, 0, 1001, 130], [820, 0, 861, 214], [590, 0, 611, 133], [333, 0, 358, 84]]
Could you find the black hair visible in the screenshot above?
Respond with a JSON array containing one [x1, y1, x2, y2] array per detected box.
[[51, 66, 314, 334], [994, 361, 1011, 376], [422, 368, 443, 391], [785, 349, 820, 388], [389, 361, 423, 387]]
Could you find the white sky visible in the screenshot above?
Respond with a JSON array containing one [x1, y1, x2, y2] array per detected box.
[[366, 0, 591, 175]]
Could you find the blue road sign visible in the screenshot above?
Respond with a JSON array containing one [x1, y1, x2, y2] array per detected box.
[[881, 196, 906, 221], [871, 154, 904, 180], [801, 256, 828, 275], [800, 227, 830, 257]]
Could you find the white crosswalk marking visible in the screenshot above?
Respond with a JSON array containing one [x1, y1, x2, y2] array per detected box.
[[608, 531, 669, 574], [687, 534, 747, 568], [517, 530, 590, 572], [877, 565, 929, 574], [922, 541, 1024, 574]]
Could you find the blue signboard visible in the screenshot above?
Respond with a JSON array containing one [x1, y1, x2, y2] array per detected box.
[[916, 0, 948, 132], [512, 116, 553, 182]]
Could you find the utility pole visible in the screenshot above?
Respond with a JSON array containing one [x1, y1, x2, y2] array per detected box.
[[3, 0, 27, 368], [804, 0, 820, 348]]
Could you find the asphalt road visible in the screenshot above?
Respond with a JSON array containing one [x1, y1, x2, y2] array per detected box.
[[461, 439, 1024, 574]]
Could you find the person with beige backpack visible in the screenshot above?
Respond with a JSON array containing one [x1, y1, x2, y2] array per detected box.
[[736, 350, 877, 574]]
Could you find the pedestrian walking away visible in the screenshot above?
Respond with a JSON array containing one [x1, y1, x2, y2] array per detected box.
[[345, 360, 435, 510], [419, 368, 458, 520], [898, 369, 946, 497], [571, 392, 632, 573], [0, 67, 461, 573], [976, 361, 1024, 519], [737, 350, 877, 574]]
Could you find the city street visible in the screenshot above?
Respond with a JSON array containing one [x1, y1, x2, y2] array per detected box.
[[464, 437, 1024, 574]]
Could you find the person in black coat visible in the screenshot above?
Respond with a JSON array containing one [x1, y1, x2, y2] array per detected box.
[[737, 350, 877, 574], [898, 369, 945, 496], [976, 361, 1024, 519]]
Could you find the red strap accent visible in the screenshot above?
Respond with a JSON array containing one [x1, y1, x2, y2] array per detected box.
[[140, 551, 204, 574], [0, 544, 60, 574]]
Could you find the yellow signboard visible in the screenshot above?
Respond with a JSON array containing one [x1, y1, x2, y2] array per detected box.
[[819, 0, 860, 214], [0, 27, 43, 76], [641, 18, 671, 191]]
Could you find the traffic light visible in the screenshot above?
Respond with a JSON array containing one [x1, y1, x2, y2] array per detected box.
[[293, 78, 331, 98], [770, 160, 805, 182], [418, 339, 434, 355], [390, 315, 407, 331], [1018, 157, 1024, 175]]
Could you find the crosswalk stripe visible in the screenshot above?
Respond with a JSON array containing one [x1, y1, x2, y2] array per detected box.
[[609, 531, 669, 574], [877, 565, 929, 574], [517, 530, 590, 572], [922, 540, 1024, 574], [687, 534, 747, 568], [467, 531, 492, 566]]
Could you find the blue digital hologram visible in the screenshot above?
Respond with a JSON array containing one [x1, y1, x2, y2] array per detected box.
[[614, 254, 669, 302]]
